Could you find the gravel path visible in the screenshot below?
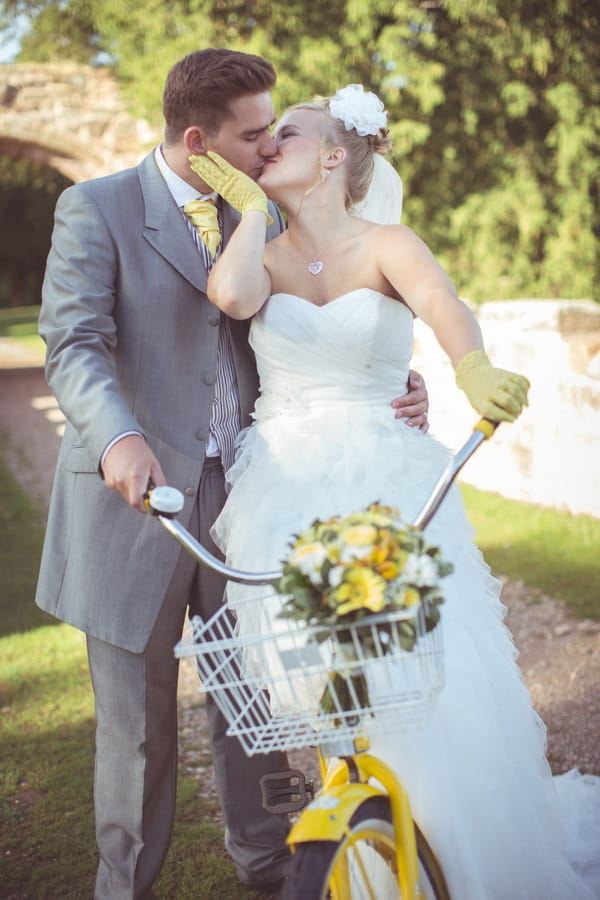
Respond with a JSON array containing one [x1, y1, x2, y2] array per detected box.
[[1, 346, 598, 821]]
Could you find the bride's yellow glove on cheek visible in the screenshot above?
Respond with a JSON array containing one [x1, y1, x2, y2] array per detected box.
[[455, 350, 530, 423], [189, 151, 273, 224]]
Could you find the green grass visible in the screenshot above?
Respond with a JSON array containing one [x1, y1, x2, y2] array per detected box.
[[0, 617, 252, 898], [0, 305, 41, 338], [1, 624, 97, 896], [0, 456, 50, 637], [0, 305, 45, 361], [461, 484, 600, 620]]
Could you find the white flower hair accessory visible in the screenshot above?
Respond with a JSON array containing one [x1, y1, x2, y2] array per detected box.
[[329, 83, 387, 137]]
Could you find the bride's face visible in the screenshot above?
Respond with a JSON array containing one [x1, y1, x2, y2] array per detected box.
[[258, 108, 327, 200]]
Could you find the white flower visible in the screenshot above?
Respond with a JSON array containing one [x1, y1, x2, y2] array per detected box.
[[339, 542, 375, 564], [289, 541, 328, 584], [329, 84, 387, 137], [328, 565, 345, 588], [400, 553, 439, 587]]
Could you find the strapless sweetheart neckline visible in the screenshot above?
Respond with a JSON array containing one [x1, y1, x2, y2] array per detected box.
[[269, 287, 399, 309]]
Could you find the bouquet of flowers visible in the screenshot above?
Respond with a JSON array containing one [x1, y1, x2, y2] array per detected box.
[[275, 503, 453, 718]]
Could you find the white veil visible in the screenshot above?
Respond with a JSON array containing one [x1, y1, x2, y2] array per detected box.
[[350, 154, 403, 225]]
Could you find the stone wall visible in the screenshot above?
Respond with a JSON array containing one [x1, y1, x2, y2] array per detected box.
[[412, 299, 600, 518], [0, 63, 157, 181]]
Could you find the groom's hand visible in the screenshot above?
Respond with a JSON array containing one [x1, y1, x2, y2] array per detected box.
[[189, 151, 273, 223], [102, 434, 166, 513], [392, 369, 429, 432]]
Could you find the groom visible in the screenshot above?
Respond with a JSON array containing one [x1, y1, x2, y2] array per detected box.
[[36, 47, 429, 898]]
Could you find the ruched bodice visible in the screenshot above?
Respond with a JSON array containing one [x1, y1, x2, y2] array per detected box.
[[250, 290, 414, 419]]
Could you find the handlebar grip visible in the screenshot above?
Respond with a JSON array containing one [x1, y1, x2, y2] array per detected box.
[[473, 418, 499, 440], [143, 485, 185, 517]]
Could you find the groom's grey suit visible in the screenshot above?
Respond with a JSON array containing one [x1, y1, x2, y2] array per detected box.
[[36, 150, 289, 897]]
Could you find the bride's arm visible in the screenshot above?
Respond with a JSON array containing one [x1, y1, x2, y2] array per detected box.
[[188, 152, 272, 319], [379, 225, 483, 366], [378, 226, 529, 422], [207, 210, 271, 319]]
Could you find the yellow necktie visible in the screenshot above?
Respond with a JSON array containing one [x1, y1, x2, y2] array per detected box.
[[183, 198, 221, 256]]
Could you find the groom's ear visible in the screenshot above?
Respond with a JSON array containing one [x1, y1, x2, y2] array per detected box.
[[183, 125, 208, 155]]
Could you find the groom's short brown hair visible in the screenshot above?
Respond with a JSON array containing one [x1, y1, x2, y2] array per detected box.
[[163, 48, 276, 143]]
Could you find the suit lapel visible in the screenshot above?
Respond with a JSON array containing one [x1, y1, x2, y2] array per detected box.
[[221, 202, 242, 248], [137, 151, 274, 294], [137, 152, 209, 293]]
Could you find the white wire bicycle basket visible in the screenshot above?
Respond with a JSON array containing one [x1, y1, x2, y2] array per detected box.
[[175, 597, 445, 756]]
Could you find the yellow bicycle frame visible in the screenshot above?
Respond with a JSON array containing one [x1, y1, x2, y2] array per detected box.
[[286, 751, 420, 900]]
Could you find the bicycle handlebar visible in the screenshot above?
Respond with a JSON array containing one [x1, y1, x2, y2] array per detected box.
[[412, 417, 497, 530], [145, 417, 498, 585]]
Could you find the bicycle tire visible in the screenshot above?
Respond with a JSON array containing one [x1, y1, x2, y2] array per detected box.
[[281, 795, 449, 900]]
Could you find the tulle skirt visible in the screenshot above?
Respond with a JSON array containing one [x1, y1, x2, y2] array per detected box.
[[212, 407, 600, 898]]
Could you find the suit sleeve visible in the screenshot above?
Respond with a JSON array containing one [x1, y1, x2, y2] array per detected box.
[[39, 184, 144, 466]]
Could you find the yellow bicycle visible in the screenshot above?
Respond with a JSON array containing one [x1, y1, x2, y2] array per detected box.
[[147, 418, 498, 900]]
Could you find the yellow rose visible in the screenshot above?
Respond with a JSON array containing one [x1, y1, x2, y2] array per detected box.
[[397, 586, 420, 608], [376, 560, 400, 581], [342, 524, 378, 546], [333, 568, 386, 616], [371, 538, 407, 572], [369, 544, 387, 565]]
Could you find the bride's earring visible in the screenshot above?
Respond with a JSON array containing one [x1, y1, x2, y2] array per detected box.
[[304, 161, 331, 201], [317, 159, 330, 185]]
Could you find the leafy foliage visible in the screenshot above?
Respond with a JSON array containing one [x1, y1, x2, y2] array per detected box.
[[1, 0, 105, 62], [1, 0, 599, 302]]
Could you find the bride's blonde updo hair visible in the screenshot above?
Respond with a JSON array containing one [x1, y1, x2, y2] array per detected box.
[[287, 83, 392, 209]]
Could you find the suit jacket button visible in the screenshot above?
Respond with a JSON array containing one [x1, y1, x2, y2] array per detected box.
[[195, 430, 207, 441], [208, 314, 220, 326], [202, 373, 216, 385], [184, 488, 195, 497]]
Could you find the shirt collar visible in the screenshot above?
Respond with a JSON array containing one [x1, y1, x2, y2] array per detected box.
[[154, 145, 217, 208]]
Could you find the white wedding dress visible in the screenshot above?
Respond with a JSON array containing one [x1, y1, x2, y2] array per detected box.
[[212, 288, 600, 899]]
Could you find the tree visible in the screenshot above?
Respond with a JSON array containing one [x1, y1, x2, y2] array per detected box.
[[413, 0, 600, 300], [2, 0, 598, 302], [1, 0, 105, 63]]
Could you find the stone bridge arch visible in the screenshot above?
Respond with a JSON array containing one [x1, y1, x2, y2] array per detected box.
[[0, 63, 158, 183]]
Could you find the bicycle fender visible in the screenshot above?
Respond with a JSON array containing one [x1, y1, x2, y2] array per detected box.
[[286, 782, 385, 846]]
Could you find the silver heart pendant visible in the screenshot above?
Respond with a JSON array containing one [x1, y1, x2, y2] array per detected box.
[[308, 260, 324, 275]]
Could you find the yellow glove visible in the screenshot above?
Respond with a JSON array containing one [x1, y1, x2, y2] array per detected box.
[[455, 349, 530, 423], [189, 151, 273, 224]]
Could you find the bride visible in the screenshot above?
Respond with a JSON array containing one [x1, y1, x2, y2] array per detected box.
[[190, 85, 600, 898]]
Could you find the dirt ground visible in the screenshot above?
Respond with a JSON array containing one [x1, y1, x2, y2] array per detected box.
[[1, 343, 599, 813]]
